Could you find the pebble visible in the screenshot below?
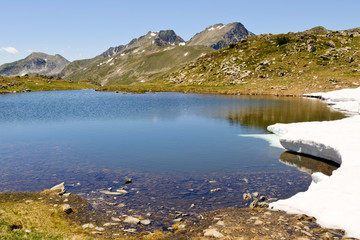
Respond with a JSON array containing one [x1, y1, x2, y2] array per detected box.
[[254, 220, 264, 226], [125, 178, 132, 184], [216, 220, 225, 226], [123, 216, 140, 224], [123, 228, 137, 233], [203, 228, 224, 238], [111, 217, 121, 222], [140, 219, 151, 225], [103, 222, 119, 226], [100, 190, 127, 195], [178, 224, 186, 229], [82, 223, 95, 229], [210, 188, 222, 193], [95, 227, 105, 231], [252, 192, 259, 197], [173, 218, 182, 222]]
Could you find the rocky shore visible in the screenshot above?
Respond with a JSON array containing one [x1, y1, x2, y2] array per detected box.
[[0, 183, 353, 239]]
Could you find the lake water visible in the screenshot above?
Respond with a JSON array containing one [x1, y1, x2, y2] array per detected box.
[[0, 90, 343, 226]]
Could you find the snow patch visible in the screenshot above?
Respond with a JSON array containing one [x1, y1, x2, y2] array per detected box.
[[217, 25, 225, 29], [150, 32, 156, 37], [179, 42, 186, 46], [208, 27, 215, 31], [184, 52, 188, 57], [305, 87, 360, 114], [120, 53, 125, 56], [268, 87, 360, 238]]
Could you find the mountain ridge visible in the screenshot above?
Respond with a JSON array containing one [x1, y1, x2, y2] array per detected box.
[[0, 52, 70, 77]]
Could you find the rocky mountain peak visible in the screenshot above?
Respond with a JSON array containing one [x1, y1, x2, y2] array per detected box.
[[154, 30, 185, 46], [99, 30, 185, 58], [187, 22, 254, 49]]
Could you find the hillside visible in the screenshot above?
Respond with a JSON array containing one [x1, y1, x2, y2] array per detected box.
[[164, 27, 360, 95], [61, 30, 213, 85], [187, 22, 254, 49], [0, 52, 70, 77]]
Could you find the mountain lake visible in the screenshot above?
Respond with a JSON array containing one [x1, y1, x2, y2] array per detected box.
[[0, 90, 343, 228]]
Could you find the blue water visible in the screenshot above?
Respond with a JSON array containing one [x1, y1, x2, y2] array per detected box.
[[0, 90, 343, 217]]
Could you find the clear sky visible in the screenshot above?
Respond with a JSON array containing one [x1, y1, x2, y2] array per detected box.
[[1, 0, 359, 65]]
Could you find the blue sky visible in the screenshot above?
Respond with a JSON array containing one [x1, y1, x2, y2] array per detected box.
[[1, 0, 359, 65]]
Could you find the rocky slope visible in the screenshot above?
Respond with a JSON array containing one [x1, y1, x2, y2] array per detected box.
[[61, 30, 212, 85], [0, 52, 70, 77], [167, 26, 360, 95], [187, 22, 254, 50]]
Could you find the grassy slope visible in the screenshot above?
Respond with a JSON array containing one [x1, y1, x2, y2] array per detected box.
[[100, 27, 360, 96], [164, 27, 360, 95], [0, 75, 96, 93], [62, 45, 213, 86]]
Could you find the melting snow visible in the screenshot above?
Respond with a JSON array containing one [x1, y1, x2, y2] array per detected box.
[[267, 87, 360, 238], [179, 42, 186, 46]]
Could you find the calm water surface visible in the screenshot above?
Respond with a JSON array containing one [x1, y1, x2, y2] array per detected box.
[[0, 90, 343, 224]]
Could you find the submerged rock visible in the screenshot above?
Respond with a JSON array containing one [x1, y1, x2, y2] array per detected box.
[[123, 216, 140, 224]]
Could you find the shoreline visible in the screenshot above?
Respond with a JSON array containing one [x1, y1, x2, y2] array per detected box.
[[0, 186, 347, 239]]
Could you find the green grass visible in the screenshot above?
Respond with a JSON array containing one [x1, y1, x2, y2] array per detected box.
[[0, 75, 96, 93], [165, 28, 360, 95]]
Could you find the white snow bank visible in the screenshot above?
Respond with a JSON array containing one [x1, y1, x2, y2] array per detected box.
[[305, 87, 360, 113], [268, 87, 360, 238]]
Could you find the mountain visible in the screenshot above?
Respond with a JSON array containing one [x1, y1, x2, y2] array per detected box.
[[168, 27, 360, 95], [99, 30, 185, 58], [60, 30, 212, 85], [61, 23, 255, 85], [0, 52, 70, 77], [187, 22, 254, 49]]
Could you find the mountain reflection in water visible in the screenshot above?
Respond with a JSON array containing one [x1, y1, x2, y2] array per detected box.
[[219, 95, 345, 130]]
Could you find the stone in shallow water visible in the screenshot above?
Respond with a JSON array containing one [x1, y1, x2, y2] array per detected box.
[[123, 216, 140, 224], [140, 219, 151, 225], [243, 193, 252, 201], [50, 182, 66, 195]]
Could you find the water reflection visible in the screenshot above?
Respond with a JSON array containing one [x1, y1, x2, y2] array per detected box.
[[217, 96, 345, 130], [279, 151, 339, 176]]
